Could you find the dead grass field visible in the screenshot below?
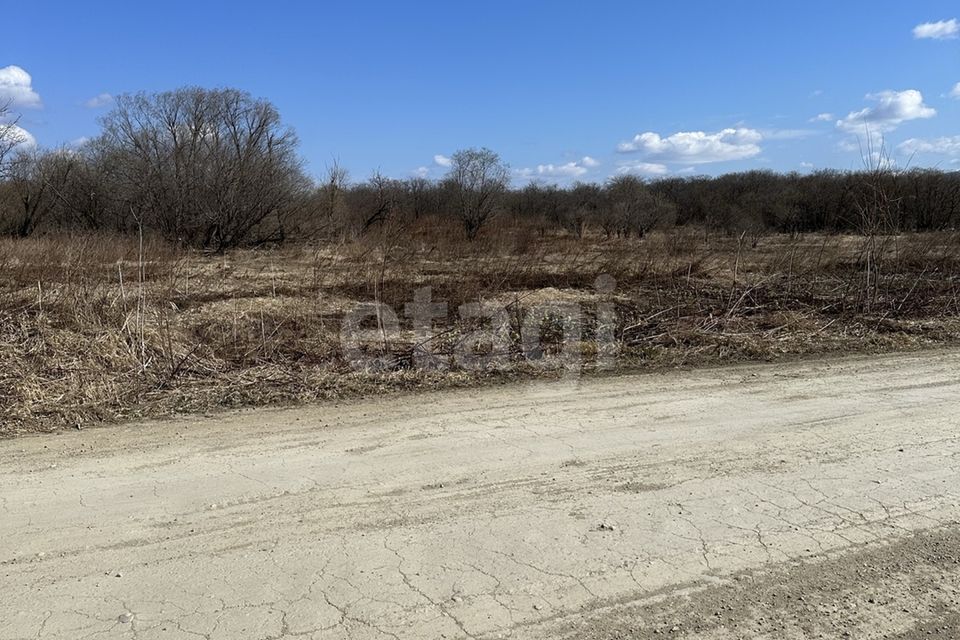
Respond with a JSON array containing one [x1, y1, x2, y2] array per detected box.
[[2, 218, 960, 436]]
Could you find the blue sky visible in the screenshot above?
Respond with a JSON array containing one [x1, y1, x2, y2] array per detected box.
[[3, 1, 959, 184]]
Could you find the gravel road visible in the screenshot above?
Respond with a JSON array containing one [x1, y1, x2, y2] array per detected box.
[[2, 351, 959, 639]]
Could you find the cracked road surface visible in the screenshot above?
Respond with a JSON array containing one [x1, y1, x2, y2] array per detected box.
[[2, 351, 960, 639]]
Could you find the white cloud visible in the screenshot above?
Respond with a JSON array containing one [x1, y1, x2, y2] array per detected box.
[[84, 93, 113, 109], [811, 113, 834, 122], [913, 19, 959, 40], [761, 128, 816, 140], [836, 90, 935, 133], [433, 154, 451, 167], [3, 124, 36, 150], [614, 161, 669, 177], [412, 166, 430, 178], [617, 127, 762, 164], [514, 157, 599, 181], [535, 162, 588, 178], [867, 151, 897, 171], [0, 65, 41, 108], [837, 137, 865, 153], [950, 83, 960, 99], [898, 136, 960, 157], [800, 161, 815, 169]]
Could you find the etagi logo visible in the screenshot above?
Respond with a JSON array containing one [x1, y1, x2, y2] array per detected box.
[[340, 275, 620, 381]]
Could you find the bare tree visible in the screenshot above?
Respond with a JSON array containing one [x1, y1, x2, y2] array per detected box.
[[565, 182, 601, 238], [348, 171, 403, 233], [444, 148, 509, 240], [606, 175, 676, 238], [94, 87, 309, 250], [49, 144, 115, 230], [0, 101, 26, 178], [320, 160, 349, 220], [2, 148, 62, 237], [404, 176, 431, 220]]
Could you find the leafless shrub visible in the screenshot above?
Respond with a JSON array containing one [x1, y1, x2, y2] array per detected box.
[[605, 175, 677, 239], [347, 171, 404, 234], [853, 136, 901, 311], [444, 148, 509, 240]]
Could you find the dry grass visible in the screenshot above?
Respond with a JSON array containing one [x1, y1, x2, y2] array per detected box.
[[2, 218, 960, 436]]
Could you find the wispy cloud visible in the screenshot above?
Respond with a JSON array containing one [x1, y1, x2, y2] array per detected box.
[[760, 128, 817, 140], [614, 161, 669, 177], [84, 93, 113, 109], [810, 113, 834, 123], [913, 18, 959, 40], [433, 154, 451, 167], [950, 83, 960, 100], [515, 157, 600, 181], [898, 136, 960, 157]]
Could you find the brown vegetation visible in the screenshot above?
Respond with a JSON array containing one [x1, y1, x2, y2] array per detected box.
[[2, 86, 960, 436], [2, 219, 960, 436]]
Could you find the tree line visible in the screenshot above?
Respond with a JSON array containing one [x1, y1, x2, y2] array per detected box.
[[1, 87, 959, 249]]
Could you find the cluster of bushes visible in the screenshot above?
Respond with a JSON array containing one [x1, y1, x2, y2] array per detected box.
[[650, 169, 960, 235], [2, 87, 960, 250]]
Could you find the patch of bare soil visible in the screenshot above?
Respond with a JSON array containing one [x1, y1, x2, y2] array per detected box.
[[553, 526, 960, 640]]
